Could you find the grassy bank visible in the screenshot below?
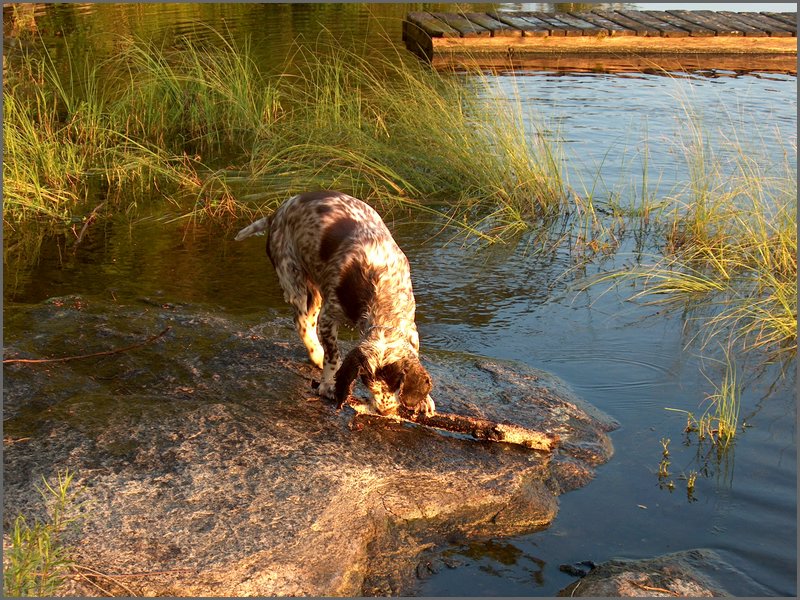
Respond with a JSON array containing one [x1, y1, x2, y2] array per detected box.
[[3, 32, 567, 229]]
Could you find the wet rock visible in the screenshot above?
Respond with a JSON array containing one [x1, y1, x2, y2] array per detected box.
[[557, 549, 773, 597], [4, 295, 617, 596]]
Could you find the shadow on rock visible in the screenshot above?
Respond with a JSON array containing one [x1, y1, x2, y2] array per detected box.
[[4, 295, 618, 596]]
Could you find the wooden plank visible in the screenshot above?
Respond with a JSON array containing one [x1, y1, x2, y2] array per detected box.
[[402, 18, 434, 60], [665, 10, 744, 36], [760, 12, 797, 29], [643, 10, 715, 37], [429, 53, 798, 75], [463, 13, 522, 38], [569, 11, 636, 36], [428, 32, 795, 57], [615, 9, 691, 37], [721, 12, 794, 37], [432, 12, 491, 38], [591, 9, 660, 36], [406, 11, 459, 38], [489, 12, 549, 37], [522, 11, 583, 36], [696, 10, 769, 37], [548, 12, 608, 35]]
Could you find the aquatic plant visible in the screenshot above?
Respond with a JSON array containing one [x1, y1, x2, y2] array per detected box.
[[3, 470, 81, 597], [671, 351, 742, 450], [4, 30, 568, 232], [584, 115, 797, 358], [3, 51, 96, 222], [2, 35, 258, 225], [657, 437, 671, 479]]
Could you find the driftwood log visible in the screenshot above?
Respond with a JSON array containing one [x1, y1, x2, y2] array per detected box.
[[311, 381, 558, 452]]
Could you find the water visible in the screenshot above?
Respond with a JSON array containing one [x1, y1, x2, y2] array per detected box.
[[3, 3, 797, 596]]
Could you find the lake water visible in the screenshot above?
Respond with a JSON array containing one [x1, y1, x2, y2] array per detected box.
[[3, 3, 797, 596]]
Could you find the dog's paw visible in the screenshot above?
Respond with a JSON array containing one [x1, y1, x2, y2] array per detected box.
[[317, 379, 336, 401], [418, 395, 436, 418]]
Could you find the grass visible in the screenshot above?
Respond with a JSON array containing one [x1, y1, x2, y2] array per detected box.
[[247, 37, 569, 235], [584, 117, 797, 360], [3, 31, 569, 234], [112, 29, 281, 154], [667, 349, 742, 450], [3, 470, 81, 597]]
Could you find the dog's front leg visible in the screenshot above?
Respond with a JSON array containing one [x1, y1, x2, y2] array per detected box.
[[316, 307, 341, 400]]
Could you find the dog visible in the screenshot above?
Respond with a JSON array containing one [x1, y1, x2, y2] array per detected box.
[[235, 191, 435, 417]]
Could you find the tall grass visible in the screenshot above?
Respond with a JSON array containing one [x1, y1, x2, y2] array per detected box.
[[113, 30, 281, 154], [248, 39, 568, 235], [2, 32, 271, 225], [4, 32, 567, 232]]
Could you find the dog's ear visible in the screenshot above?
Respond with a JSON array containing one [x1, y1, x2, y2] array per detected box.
[[399, 358, 433, 411], [334, 347, 371, 407]]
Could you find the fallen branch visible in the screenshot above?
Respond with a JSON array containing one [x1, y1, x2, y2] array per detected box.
[[3, 326, 172, 365], [72, 564, 138, 597], [630, 580, 681, 597], [334, 390, 558, 452], [72, 201, 106, 250]]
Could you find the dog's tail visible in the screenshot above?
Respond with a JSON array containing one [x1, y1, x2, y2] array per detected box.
[[234, 216, 271, 241]]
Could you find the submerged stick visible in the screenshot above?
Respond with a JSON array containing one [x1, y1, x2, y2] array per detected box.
[[339, 392, 559, 452], [3, 326, 172, 365]]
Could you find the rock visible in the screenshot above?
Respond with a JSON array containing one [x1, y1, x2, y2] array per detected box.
[[4, 296, 617, 596], [558, 549, 773, 597]]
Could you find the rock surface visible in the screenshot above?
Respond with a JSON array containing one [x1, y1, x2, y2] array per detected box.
[[558, 549, 774, 597], [4, 295, 617, 596]]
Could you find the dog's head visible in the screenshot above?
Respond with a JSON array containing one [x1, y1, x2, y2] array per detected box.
[[335, 345, 434, 417]]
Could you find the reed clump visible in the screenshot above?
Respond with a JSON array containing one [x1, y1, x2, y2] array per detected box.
[[2, 40, 251, 224], [589, 123, 797, 358], [249, 39, 568, 234], [112, 31, 281, 155]]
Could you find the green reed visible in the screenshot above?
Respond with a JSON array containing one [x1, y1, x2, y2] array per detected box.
[[587, 116, 797, 358], [668, 349, 742, 449], [112, 28, 281, 154]]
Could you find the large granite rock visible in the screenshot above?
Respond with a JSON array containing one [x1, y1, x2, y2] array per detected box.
[[4, 295, 617, 596]]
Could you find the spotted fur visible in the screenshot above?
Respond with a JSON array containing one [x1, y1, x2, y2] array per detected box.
[[236, 191, 435, 417]]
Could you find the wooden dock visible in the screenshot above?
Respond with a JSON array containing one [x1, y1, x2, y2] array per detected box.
[[403, 10, 798, 73]]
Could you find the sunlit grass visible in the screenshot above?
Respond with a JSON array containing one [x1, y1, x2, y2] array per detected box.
[[586, 114, 797, 358], [668, 349, 742, 450], [112, 28, 281, 154], [4, 31, 569, 233], [2, 33, 265, 226], [248, 38, 569, 235]]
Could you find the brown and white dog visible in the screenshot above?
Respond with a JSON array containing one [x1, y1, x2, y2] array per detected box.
[[235, 191, 435, 417]]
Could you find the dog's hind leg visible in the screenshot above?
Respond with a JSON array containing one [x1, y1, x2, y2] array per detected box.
[[295, 286, 324, 369], [277, 261, 325, 369], [316, 305, 341, 400]]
